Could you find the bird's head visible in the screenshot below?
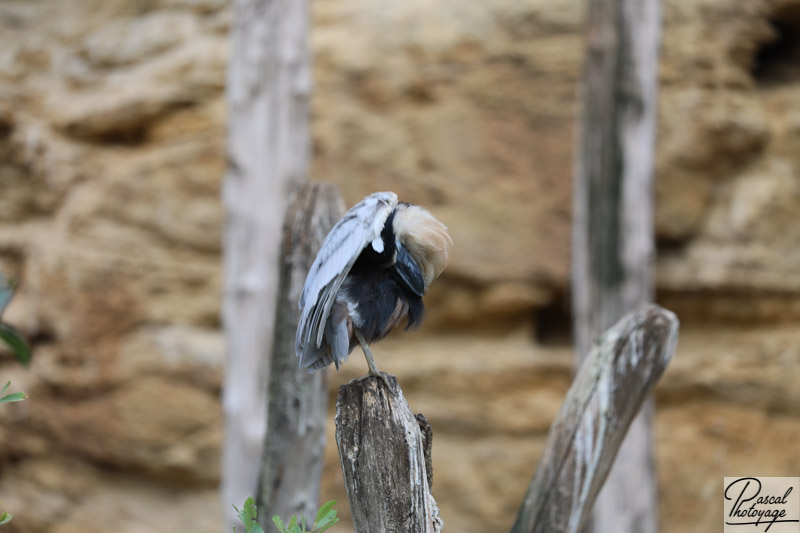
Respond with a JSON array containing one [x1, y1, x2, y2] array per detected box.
[[392, 203, 453, 289]]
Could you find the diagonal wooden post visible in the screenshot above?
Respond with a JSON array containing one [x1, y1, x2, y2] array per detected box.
[[511, 304, 678, 533], [256, 182, 345, 528]]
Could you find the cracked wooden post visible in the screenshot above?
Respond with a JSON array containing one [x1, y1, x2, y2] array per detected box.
[[256, 182, 345, 527], [510, 304, 679, 533], [335, 375, 443, 533]]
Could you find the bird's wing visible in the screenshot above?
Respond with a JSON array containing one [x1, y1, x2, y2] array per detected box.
[[296, 191, 398, 366]]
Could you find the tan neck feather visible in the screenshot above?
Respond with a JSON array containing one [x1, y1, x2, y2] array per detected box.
[[392, 205, 453, 288]]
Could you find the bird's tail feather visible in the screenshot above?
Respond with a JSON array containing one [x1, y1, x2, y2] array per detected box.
[[300, 304, 351, 371]]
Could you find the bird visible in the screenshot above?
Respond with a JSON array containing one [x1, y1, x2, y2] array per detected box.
[[296, 191, 452, 386]]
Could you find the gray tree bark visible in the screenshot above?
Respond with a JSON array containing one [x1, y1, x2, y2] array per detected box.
[[571, 0, 662, 532], [335, 376, 443, 533], [221, 0, 311, 529], [510, 304, 678, 533], [256, 183, 344, 528]]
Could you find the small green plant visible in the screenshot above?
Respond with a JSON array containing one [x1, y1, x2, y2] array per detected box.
[[272, 500, 339, 533], [234, 498, 339, 533]]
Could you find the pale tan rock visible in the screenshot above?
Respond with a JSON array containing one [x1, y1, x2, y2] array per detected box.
[[81, 12, 199, 69], [659, 156, 800, 303], [421, 279, 555, 329], [27, 375, 221, 483], [312, 0, 582, 288], [0, 456, 221, 533], [50, 34, 228, 141], [655, 89, 772, 240]]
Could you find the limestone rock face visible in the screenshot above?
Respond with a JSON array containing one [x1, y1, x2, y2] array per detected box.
[[313, 0, 582, 289], [0, 0, 229, 530], [0, 0, 799, 532]]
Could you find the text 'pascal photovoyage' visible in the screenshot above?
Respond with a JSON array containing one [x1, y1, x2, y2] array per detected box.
[[724, 477, 800, 532]]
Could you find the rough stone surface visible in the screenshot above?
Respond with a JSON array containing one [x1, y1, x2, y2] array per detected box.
[[0, 455, 221, 533], [0, 0, 799, 532]]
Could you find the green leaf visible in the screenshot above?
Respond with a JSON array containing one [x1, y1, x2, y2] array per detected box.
[[243, 498, 258, 523], [232, 504, 242, 533], [0, 323, 30, 367], [314, 501, 336, 524], [0, 382, 25, 403], [0, 511, 11, 525], [315, 522, 339, 533], [287, 516, 297, 529], [234, 498, 265, 533], [272, 515, 286, 533], [0, 392, 26, 404], [313, 514, 339, 533]]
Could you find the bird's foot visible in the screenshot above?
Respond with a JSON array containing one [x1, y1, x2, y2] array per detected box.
[[369, 369, 393, 390]]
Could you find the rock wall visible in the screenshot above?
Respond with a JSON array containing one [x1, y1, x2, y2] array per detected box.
[[0, 0, 798, 532], [0, 1, 229, 531]]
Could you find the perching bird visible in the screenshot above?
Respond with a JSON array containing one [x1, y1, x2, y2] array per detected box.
[[296, 191, 452, 385]]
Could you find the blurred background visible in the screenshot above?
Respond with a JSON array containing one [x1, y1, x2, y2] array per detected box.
[[1, 0, 799, 532]]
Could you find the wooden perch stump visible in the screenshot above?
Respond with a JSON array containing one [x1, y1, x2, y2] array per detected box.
[[335, 375, 442, 533], [510, 303, 679, 533]]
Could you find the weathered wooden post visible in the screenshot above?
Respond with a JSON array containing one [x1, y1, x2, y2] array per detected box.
[[335, 375, 443, 533], [222, 0, 312, 528], [256, 183, 345, 528], [571, 0, 663, 531], [511, 304, 678, 533]]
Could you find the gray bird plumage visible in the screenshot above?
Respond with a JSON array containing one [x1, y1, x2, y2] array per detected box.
[[296, 191, 398, 369], [296, 191, 452, 379]]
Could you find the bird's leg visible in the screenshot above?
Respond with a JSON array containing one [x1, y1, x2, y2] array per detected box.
[[354, 329, 392, 389]]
